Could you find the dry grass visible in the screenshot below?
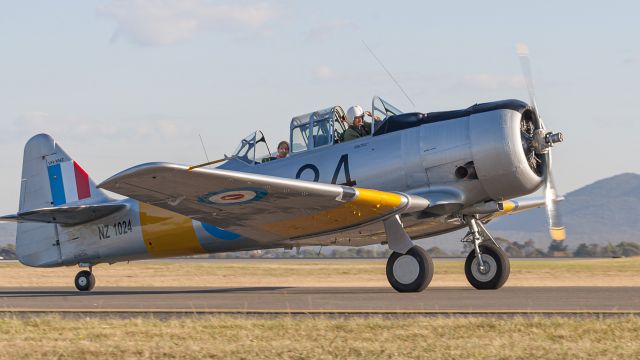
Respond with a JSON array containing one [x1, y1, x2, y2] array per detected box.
[[0, 257, 639, 288], [0, 315, 638, 359]]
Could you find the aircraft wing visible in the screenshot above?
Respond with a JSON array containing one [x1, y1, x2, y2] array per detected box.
[[99, 162, 429, 242]]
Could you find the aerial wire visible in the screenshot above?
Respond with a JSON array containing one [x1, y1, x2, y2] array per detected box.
[[362, 40, 416, 108], [198, 134, 210, 162]]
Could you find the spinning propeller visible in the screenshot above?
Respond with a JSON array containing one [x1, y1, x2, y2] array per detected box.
[[516, 44, 566, 251]]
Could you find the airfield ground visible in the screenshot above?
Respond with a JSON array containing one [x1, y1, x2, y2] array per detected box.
[[1, 258, 639, 358], [0, 315, 639, 359], [0, 257, 639, 287]]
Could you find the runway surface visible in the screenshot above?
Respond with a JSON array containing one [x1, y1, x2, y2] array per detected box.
[[1, 286, 639, 315]]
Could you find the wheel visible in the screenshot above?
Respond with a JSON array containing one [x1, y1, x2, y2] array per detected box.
[[74, 270, 96, 291], [464, 242, 510, 290], [386, 246, 434, 292]]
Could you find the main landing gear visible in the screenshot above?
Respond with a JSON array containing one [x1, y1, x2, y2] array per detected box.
[[384, 215, 434, 292], [386, 246, 434, 292], [462, 216, 510, 289], [383, 214, 509, 293], [74, 266, 96, 291]]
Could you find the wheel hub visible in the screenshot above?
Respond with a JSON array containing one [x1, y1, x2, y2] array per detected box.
[[393, 255, 420, 284], [478, 264, 489, 274], [78, 277, 87, 286], [471, 254, 497, 282]]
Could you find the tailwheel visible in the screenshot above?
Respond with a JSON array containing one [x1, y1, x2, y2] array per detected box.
[[386, 246, 434, 293], [74, 270, 96, 291], [464, 242, 510, 290]]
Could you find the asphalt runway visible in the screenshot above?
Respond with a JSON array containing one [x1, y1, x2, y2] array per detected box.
[[0, 286, 639, 315]]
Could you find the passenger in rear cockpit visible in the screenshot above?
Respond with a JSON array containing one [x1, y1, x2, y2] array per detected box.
[[343, 105, 372, 142], [276, 141, 289, 159]]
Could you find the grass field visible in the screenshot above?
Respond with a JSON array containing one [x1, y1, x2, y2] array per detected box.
[[1, 257, 639, 288], [0, 315, 638, 359]]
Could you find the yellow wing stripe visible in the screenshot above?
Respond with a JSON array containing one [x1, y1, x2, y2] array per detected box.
[[500, 200, 517, 212], [139, 202, 206, 257], [259, 188, 405, 238]]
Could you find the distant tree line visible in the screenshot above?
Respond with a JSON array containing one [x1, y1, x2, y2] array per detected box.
[[206, 239, 640, 259], [0, 244, 16, 260], [1, 241, 639, 261], [573, 242, 640, 257]]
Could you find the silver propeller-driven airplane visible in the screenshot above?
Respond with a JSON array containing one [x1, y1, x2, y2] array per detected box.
[[1, 47, 565, 292]]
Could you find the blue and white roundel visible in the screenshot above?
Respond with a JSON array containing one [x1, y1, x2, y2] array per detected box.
[[197, 187, 268, 206]]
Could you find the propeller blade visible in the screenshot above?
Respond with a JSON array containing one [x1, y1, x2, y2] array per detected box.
[[517, 43, 566, 248], [516, 43, 539, 113], [544, 153, 566, 241], [517, 43, 548, 129]]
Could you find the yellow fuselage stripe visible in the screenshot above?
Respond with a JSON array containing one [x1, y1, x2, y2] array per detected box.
[[139, 202, 206, 257], [259, 188, 404, 238]]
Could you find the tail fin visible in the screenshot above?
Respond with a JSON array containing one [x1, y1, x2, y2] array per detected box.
[[15, 134, 111, 267], [20, 133, 110, 212]]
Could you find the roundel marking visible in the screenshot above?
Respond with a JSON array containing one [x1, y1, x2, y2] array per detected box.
[[197, 187, 268, 206], [220, 193, 245, 201]]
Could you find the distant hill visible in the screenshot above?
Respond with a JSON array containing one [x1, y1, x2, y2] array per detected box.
[[488, 173, 640, 248]]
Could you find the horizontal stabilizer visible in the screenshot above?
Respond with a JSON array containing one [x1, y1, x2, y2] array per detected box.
[[0, 203, 126, 226]]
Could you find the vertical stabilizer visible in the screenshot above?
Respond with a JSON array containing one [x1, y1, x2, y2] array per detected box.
[[20, 134, 109, 211], [17, 134, 110, 267]]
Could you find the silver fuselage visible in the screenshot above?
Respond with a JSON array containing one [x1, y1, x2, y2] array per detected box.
[[16, 101, 544, 267]]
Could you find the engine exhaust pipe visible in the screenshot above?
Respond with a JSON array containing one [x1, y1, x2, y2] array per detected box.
[[455, 161, 478, 180]]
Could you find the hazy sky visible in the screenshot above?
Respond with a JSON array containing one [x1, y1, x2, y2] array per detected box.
[[0, 0, 638, 214]]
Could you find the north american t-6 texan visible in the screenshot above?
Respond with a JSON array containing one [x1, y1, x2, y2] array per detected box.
[[1, 46, 565, 292]]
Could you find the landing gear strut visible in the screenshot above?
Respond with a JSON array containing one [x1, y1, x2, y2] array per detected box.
[[463, 216, 510, 289], [74, 266, 96, 291]]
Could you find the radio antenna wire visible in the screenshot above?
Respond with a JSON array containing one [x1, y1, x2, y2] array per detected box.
[[362, 40, 416, 108]]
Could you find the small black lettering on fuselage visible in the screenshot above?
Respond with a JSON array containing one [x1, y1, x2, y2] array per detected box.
[[46, 158, 65, 166], [98, 219, 132, 240]]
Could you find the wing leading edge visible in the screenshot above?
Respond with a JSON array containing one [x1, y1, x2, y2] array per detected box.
[[98, 163, 429, 242]]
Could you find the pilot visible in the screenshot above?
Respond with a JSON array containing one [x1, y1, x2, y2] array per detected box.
[[343, 105, 372, 142], [276, 141, 289, 159]]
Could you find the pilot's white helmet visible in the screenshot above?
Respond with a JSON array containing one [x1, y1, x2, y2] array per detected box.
[[346, 105, 364, 125]]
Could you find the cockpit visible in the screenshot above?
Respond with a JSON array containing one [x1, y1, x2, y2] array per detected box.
[[290, 106, 346, 153], [230, 96, 403, 165]]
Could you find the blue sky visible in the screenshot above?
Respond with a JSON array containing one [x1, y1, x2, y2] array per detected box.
[[0, 0, 638, 213]]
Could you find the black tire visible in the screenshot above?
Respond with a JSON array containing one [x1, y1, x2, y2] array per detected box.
[[464, 242, 510, 290], [74, 270, 96, 291], [386, 246, 434, 292]]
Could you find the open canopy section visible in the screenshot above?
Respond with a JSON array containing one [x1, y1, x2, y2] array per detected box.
[[371, 96, 404, 132], [231, 130, 272, 165]]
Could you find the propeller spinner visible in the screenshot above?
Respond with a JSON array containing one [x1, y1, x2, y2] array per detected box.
[[516, 44, 566, 252]]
